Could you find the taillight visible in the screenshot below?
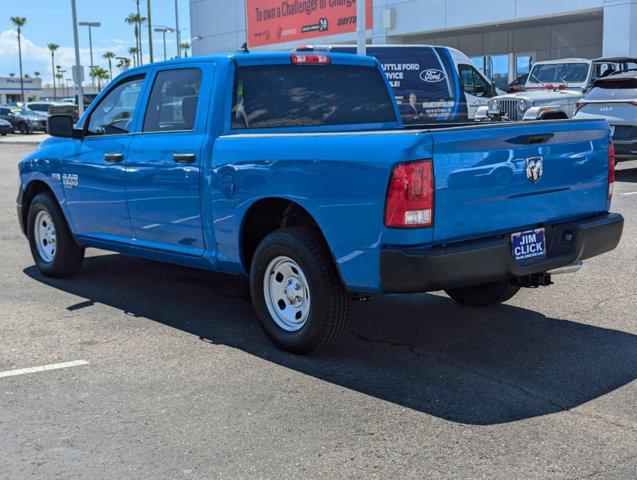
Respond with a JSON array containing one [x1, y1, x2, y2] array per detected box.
[[608, 141, 615, 198], [291, 53, 330, 64], [385, 160, 434, 228], [575, 101, 586, 114]]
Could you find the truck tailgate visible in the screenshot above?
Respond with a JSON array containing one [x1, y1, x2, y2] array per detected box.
[[431, 120, 611, 243]]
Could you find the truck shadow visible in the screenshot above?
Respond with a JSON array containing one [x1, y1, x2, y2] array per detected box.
[[24, 253, 637, 426], [615, 165, 637, 183]]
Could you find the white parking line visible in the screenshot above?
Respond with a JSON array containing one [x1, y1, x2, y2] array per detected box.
[[0, 360, 89, 379], [621, 191, 637, 196]]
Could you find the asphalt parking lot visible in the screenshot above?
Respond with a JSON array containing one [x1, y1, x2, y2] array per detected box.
[[0, 143, 635, 479]]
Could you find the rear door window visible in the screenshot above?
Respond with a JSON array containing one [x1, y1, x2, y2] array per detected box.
[[586, 78, 637, 101], [143, 68, 202, 132], [231, 64, 396, 129]]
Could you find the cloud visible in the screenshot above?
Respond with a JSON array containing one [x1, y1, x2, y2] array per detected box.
[[0, 29, 128, 81]]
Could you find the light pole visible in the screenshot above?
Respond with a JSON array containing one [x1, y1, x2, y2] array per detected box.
[[174, 0, 181, 58], [146, 0, 154, 63], [70, 0, 85, 116], [154, 26, 173, 61], [78, 21, 101, 88], [356, 0, 366, 55]]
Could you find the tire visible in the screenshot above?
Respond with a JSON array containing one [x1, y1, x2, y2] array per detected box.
[[445, 280, 521, 307], [18, 122, 32, 134], [27, 192, 84, 278], [250, 227, 350, 354]]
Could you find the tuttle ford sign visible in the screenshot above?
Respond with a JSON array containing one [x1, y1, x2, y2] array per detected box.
[[246, 0, 373, 47]]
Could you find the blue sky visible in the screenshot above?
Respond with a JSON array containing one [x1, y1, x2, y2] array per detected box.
[[0, 0, 190, 83]]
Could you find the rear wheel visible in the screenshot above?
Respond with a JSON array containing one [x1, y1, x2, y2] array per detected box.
[[250, 227, 350, 354], [27, 192, 84, 278], [18, 122, 32, 134], [445, 280, 520, 307]]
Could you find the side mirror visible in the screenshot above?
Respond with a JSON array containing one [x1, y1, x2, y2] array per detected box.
[[47, 114, 77, 138]]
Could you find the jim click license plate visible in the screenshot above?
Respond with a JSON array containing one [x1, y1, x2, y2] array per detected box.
[[511, 228, 546, 261]]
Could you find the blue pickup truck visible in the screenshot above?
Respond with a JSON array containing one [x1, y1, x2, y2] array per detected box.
[[18, 52, 623, 354]]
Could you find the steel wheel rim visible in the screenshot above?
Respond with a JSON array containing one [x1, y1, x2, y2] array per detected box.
[[34, 210, 56, 263], [263, 256, 311, 332]]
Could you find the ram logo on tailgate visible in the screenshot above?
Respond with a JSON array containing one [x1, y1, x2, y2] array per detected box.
[[526, 157, 543, 183]]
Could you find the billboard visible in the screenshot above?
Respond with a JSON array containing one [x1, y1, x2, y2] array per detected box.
[[246, 0, 373, 47]]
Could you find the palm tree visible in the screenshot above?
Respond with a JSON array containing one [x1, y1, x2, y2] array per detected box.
[[34, 71, 40, 78], [10, 16, 27, 107], [116, 57, 131, 72], [180, 42, 190, 58], [103, 51, 115, 80], [24, 73, 30, 78], [125, 14, 138, 64], [125, 13, 146, 65], [9, 73, 15, 78], [91, 67, 109, 92], [128, 47, 139, 67], [47, 43, 59, 99]]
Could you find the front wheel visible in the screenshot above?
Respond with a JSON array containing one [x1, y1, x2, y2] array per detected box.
[[27, 192, 84, 278], [445, 280, 520, 307], [250, 227, 350, 354], [18, 122, 32, 134]]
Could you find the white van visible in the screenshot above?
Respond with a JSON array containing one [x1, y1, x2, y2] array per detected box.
[[297, 45, 499, 124]]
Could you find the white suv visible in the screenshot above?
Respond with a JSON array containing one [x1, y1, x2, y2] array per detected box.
[[480, 57, 634, 121]]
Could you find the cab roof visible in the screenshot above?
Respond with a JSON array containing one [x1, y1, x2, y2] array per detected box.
[[119, 51, 379, 75]]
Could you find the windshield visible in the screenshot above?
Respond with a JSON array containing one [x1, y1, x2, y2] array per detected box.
[[528, 63, 590, 84], [12, 109, 39, 117]]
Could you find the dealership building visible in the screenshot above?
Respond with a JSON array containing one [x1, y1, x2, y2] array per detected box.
[[189, 0, 637, 88], [0, 76, 43, 104]]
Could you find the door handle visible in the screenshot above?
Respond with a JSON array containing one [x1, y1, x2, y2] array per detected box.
[[173, 153, 196, 163], [104, 152, 123, 163]]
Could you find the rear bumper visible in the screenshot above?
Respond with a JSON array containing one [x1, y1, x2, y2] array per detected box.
[[380, 213, 624, 293]]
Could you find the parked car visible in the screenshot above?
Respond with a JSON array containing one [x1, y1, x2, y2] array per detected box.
[[506, 73, 528, 93], [48, 103, 80, 123], [482, 57, 637, 121], [18, 52, 623, 354], [60, 97, 76, 104], [575, 72, 637, 161], [0, 106, 47, 134], [296, 45, 501, 123], [27, 101, 65, 118], [0, 117, 11, 135]]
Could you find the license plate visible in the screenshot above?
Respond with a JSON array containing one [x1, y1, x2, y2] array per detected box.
[[511, 228, 546, 261]]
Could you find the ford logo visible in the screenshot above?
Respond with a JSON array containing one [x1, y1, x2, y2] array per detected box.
[[420, 69, 446, 83]]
